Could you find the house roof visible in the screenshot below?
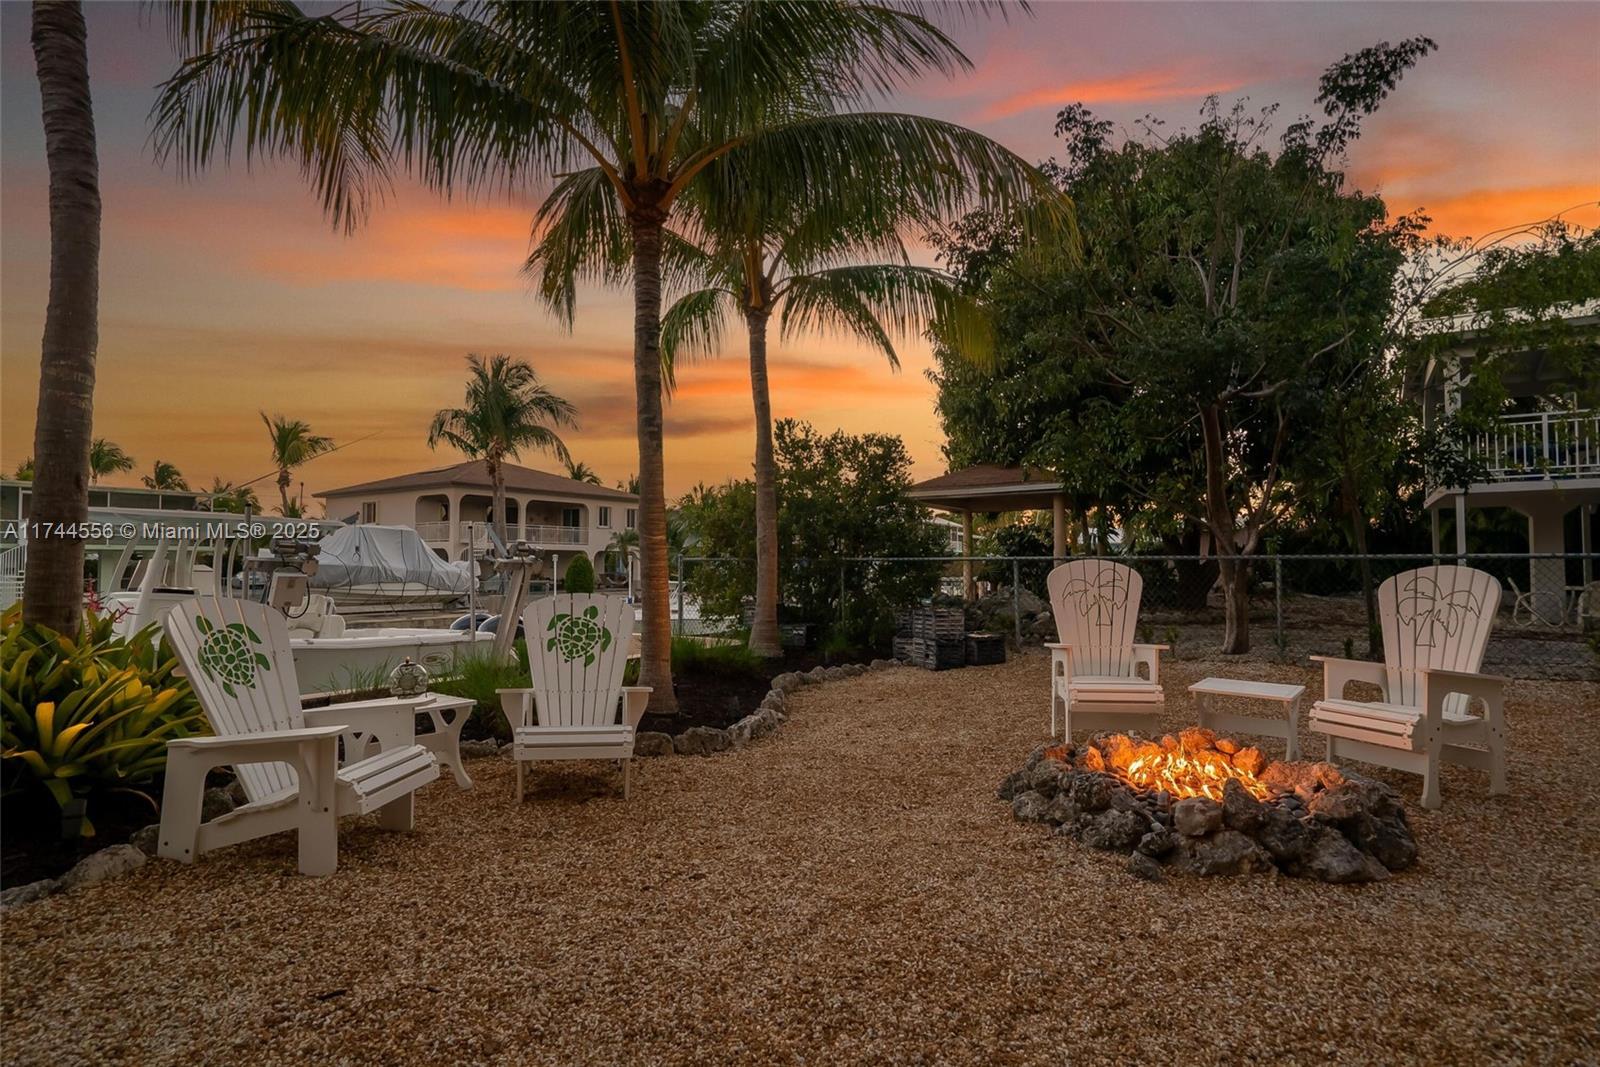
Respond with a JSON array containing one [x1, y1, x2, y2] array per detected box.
[[316, 460, 637, 502], [908, 463, 1064, 512]]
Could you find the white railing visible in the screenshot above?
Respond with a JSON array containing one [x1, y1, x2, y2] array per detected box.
[[412, 521, 586, 546], [0, 541, 24, 611], [1469, 409, 1597, 481]]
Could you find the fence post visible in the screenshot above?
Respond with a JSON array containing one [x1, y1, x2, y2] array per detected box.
[[1012, 558, 1022, 646], [1273, 556, 1284, 652], [675, 555, 684, 635]]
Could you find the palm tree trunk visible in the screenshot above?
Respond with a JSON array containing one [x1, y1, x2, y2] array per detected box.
[[277, 468, 292, 515], [630, 209, 677, 712], [489, 454, 508, 548], [746, 307, 783, 659], [22, 1, 99, 637]]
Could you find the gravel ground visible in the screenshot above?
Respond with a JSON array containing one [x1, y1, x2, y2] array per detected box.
[[4, 653, 1598, 1066]]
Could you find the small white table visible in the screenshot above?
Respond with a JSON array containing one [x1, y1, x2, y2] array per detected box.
[[1189, 677, 1306, 762], [418, 694, 476, 790]]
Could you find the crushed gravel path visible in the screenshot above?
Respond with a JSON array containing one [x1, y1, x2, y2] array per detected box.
[[3, 653, 1597, 1065]]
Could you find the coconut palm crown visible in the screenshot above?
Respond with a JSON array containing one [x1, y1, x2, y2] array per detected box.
[[261, 413, 333, 516], [428, 353, 577, 547]]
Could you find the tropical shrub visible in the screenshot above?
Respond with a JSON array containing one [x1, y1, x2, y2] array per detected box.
[[563, 554, 597, 594], [431, 640, 531, 742], [0, 607, 207, 837]]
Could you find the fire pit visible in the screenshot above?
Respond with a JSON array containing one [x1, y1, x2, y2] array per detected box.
[[998, 727, 1417, 883]]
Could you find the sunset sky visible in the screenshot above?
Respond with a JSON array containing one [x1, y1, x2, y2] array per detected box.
[[2, 2, 1596, 508]]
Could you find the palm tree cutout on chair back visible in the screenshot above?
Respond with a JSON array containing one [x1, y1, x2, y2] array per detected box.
[[1047, 559, 1144, 677], [1379, 566, 1501, 711]]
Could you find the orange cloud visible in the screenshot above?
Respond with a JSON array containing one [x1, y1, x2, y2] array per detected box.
[[976, 69, 1245, 121], [1393, 184, 1600, 239]]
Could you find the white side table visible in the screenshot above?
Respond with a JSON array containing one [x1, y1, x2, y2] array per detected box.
[[418, 694, 476, 789], [1188, 677, 1306, 762]]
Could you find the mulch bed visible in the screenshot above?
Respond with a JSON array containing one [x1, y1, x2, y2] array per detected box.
[[4, 653, 1596, 1064]]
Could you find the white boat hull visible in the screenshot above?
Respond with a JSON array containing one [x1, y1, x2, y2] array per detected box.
[[292, 628, 495, 696]]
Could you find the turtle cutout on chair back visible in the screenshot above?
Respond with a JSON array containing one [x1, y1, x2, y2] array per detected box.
[[527, 594, 634, 728]]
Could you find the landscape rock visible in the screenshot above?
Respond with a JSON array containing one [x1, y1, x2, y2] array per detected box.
[[60, 845, 146, 891], [129, 824, 161, 857], [1255, 806, 1311, 863], [806, 667, 828, 682], [1028, 760, 1065, 796], [673, 727, 732, 757], [1070, 773, 1115, 813], [1221, 778, 1266, 833], [1080, 809, 1148, 852], [1, 878, 60, 909], [1294, 825, 1388, 883], [1011, 790, 1050, 823], [869, 659, 897, 671], [1309, 784, 1364, 823], [202, 787, 235, 822], [225, 779, 248, 806], [1136, 828, 1177, 858], [1232, 747, 1267, 777], [1173, 797, 1223, 837], [726, 718, 756, 749], [1127, 851, 1164, 882], [997, 770, 1028, 801], [1177, 830, 1274, 877], [771, 672, 802, 693], [459, 739, 501, 759], [1044, 794, 1080, 826], [634, 732, 675, 757]]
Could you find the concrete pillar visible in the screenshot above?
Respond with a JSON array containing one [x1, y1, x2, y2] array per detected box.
[[1430, 507, 1441, 559], [1519, 498, 1571, 624], [1581, 504, 1593, 589], [1454, 494, 1468, 558], [961, 509, 976, 602], [1052, 493, 1067, 562], [447, 490, 463, 551]]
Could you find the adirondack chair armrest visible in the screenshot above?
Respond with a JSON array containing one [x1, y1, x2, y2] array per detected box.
[[166, 725, 345, 769], [1309, 655, 1389, 701], [621, 686, 651, 729], [497, 687, 535, 729], [1131, 644, 1168, 684], [1418, 666, 1508, 725]]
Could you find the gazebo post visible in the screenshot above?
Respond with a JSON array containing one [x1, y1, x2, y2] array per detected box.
[[962, 509, 976, 602], [1051, 493, 1067, 562]]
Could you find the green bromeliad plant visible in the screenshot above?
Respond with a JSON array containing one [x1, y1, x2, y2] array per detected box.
[[0, 606, 208, 837]]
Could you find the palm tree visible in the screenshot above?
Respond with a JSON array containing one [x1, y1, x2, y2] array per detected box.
[[11, 458, 35, 481], [261, 413, 333, 516], [141, 459, 189, 491], [564, 458, 603, 485], [23, 0, 100, 635], [428, 354, 577, 547], [153, 0, 1065, 710], [88, 438, 133, 484], [646, 190, 993, 657], [202, 477, 259, 514]]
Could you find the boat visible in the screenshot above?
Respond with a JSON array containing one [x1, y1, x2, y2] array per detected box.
[[310, 523, 472, 611], [101, 530, 493, 695]]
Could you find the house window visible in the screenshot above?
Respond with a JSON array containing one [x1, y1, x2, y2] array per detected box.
[[626, 508, 637, 529], [361, 502, 377, 523], [598, 506, 611, 528], [561, 507, 581, 528]]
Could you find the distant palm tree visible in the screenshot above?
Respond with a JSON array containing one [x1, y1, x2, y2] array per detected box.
[[203, 477, 259, 514], [261, 413, 333, 516], [563, 458, 602, 485], [88, 439, 133, 484], [607, 527, 640, 578], [619, 474, 641, 496], [11, 458, 34, 481], [153, 1, 1061, 711], [428, 354, 577, 547], [23, 0, 100, 636], [141, 459, 188, 491]]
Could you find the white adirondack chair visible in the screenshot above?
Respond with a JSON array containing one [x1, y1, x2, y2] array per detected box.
[[1308, 565, 1508, 809], [1046, 559, 1167, 739], [497, 594, 650, 800], [160, 597, 440, 875]]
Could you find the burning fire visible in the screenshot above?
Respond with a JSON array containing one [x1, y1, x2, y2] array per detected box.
[[1047, 729, 1272, 802]]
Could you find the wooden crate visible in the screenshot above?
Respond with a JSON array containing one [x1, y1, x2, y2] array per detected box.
[[965, 632, 1006, 666]]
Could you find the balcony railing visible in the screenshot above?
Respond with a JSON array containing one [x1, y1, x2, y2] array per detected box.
[[414, 520, 587, 546], [1467, 409, 1598, 482]]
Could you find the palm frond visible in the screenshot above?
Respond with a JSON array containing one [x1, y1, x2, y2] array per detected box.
[[660, 286, 738, 394]]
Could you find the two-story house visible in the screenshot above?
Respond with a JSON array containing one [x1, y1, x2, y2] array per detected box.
[[315, 460, 638, 582], [1411, 305, 1599, 622]]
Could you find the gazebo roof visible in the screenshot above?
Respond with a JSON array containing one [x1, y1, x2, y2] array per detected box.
[[907, 463, 1064, 513]]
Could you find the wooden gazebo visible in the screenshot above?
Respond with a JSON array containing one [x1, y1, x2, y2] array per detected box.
[[908, 464, 1068, 600]]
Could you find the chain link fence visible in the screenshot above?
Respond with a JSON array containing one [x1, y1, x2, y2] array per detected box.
[[672, 552, 1599, 681]]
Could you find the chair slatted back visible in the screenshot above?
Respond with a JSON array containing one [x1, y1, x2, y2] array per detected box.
[[1378, 566, 1501, 711], [164, 597, 305, 803], [518, 594, 635, 727], [1047, 560, 1143, 677]]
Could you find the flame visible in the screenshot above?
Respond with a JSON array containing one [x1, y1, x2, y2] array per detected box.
[[1051, 730, 1273, 802]]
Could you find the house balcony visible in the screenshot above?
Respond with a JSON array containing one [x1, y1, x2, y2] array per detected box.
[[414, 521, 589, 547], [1463, 409, 1597, 482]]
